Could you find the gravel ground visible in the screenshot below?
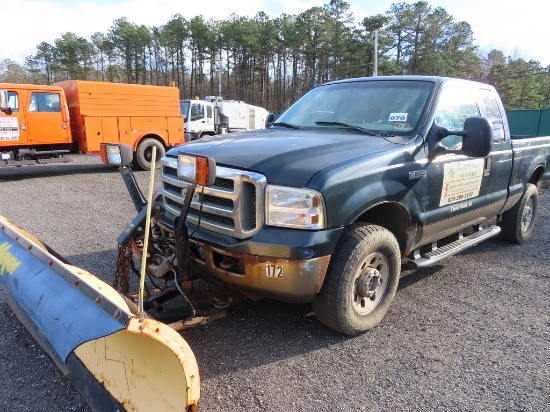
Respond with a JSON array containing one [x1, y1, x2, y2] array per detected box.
[[0, 155, 549, 412]]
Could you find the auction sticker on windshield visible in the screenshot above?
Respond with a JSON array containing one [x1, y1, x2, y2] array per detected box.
[[0, 117, 19, 141], [440, 159, 484, 206], [388, 113, 408, 122]]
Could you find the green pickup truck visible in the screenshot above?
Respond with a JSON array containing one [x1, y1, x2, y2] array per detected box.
[[110, 76, 550, 336]]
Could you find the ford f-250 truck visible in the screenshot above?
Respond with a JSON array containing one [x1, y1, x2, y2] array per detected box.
[[105, 75, 550, 336]]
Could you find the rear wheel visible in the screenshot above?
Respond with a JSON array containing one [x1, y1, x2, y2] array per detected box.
[[135, 138, 165, 171], [312, 223, 401, 336], [499, 183, 539, 244]]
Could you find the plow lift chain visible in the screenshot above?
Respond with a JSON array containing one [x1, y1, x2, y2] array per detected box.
[[112, 234, 196, 322], [113, 240, 151, 318], [113, 241, 132, 294]]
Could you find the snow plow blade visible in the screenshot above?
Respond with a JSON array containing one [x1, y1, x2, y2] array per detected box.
[[0, 215, 200, 411]]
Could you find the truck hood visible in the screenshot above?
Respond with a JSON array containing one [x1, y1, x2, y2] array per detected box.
[[167, 128, 400, 187]]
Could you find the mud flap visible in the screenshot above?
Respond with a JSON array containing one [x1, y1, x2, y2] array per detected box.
[[0, 215, 200, 411]]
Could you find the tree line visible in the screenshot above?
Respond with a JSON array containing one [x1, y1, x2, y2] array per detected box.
[[1, 0, 549, 112]]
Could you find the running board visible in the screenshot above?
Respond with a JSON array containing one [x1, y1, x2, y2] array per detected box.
[[410, 225, 501, 268]]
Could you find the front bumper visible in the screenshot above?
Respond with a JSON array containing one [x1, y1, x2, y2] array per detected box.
[[191, 240, 332, 303], [158, 212, 344, 303]]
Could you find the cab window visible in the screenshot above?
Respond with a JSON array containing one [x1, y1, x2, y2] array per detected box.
[[190, 103, 205, 121], [180, 101, 190, 122], [480, 89, 506, 143], [7, 92, 19, 112], [435, 86, 480, 149], [29, 92, 61, 112]]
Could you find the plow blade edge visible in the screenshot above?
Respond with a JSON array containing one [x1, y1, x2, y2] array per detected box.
[[0, 215, 200, 411]]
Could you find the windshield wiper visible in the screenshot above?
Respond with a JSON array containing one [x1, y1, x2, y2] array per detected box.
[[272, 122, 302, 130], [315, 121, 378, 136]]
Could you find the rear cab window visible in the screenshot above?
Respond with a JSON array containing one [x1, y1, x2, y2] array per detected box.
[[479, 88, 506, 144]]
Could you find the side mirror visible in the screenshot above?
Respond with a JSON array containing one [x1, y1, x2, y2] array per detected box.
[[61, 104, 69, 123], [0, 89, 13, 115], [430, 116, 492, 158], [100, 143, 134, 167], [460, 116, 492, 157], [265, 113, 275, 128]]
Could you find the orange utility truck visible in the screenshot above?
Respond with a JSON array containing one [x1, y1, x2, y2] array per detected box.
[[0, 81, 186, 170]]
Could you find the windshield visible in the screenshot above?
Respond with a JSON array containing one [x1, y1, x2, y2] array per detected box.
[[180, 101, 190, 122], [276, 79, 435, 135]]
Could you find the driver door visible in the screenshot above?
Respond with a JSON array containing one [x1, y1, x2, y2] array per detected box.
[[420, 84, 490, 242]]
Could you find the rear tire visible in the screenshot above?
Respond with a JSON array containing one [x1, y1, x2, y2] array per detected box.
[[312, 223, 401, 336], [499, 183, 539, 244], [135, 138, 165, 171]]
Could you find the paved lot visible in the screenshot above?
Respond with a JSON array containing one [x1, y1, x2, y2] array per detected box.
[[1, 155, 549, 411]]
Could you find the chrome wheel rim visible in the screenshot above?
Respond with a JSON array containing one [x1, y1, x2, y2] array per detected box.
[[351, 252, 389, 315], [522, 198, 534, 232]]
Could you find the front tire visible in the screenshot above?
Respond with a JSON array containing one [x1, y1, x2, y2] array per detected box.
[[312, 224, 401, 336], [135, 138, 165, 171], [499, 183, 539, 244]]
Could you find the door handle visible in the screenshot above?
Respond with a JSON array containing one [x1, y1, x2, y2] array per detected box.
[[483, 156, 492, 176]]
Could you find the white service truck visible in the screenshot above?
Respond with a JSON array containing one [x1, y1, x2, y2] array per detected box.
[[180, 96, 270, 140]]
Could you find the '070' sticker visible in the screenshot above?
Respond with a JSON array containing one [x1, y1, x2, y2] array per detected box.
[[388, 112, 408, 122]]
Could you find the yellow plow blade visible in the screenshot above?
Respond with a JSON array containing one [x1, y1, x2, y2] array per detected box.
[[0, 215, 200, 411]]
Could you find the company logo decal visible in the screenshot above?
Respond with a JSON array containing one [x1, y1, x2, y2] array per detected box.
[[440, 159, 484, 206], [0, 242, 22, 276]]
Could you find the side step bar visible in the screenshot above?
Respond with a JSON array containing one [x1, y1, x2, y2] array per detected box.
[[410, 225, 501, 268]]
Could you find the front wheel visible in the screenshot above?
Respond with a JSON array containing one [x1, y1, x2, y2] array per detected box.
[[312, 224, 401, 336], [498, 183, 539, 244], [135, 138, 165, 171]]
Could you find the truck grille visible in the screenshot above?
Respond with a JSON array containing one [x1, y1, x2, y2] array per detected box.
[[161, 156, 267, 239]]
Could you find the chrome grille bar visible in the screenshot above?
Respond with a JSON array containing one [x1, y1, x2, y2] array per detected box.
[[161, 156, 266, 239]]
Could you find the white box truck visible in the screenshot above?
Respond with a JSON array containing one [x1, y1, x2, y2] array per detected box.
[[180, 96, 270, 140]]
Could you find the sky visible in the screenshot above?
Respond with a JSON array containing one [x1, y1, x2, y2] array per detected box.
[[2, 0, 548, 68]]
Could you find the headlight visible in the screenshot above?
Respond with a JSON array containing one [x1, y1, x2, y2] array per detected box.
[[265, 185, 326, 229]]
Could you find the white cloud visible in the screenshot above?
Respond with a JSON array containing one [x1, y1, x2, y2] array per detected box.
[[2, 0, 270, 61], [433, 0, 549, 65]]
